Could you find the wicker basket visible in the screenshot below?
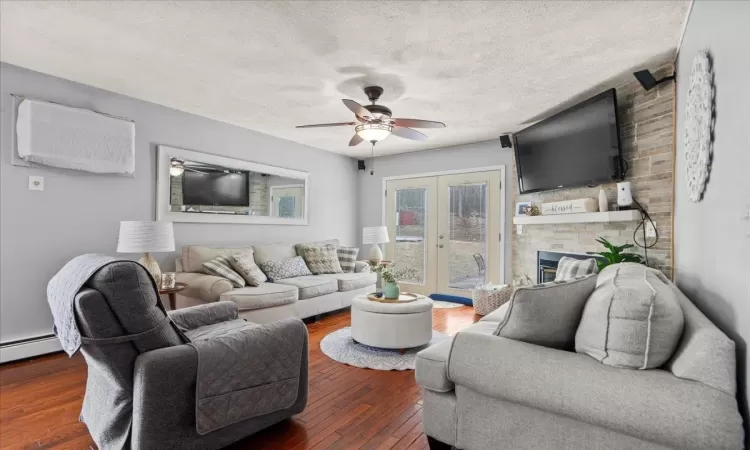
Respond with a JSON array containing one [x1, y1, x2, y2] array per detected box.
[[472, 285, 514, 316]]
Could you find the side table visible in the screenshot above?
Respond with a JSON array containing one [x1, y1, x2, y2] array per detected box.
[[159, 282, 188, 310]]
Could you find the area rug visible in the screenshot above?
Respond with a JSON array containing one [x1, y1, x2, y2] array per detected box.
[[320, 327, 450, 370], [431, 300, 464, 309]]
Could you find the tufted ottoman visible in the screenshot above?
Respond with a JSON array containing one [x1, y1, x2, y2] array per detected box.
[[350, 294, 434, 350]]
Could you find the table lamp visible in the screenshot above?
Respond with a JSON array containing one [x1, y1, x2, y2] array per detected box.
[[117, 221, 175, 283], [362, 226, 389, 265]]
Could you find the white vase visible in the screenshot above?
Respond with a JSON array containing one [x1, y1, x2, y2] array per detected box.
[[598, 189, 608, 212]]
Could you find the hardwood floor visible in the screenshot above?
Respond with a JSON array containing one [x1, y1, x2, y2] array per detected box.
[[0, 306, 478, 450]]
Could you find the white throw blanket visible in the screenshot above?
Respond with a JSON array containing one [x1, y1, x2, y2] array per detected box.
[[47, 254, 125, 356], [16, 99, 135, 175]]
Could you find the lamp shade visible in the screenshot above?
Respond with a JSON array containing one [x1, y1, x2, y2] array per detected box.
[[117, 221, 175, 253], [362, 226, 389, 245]]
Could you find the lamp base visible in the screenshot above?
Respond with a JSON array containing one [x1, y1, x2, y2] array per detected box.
[[139, 252, 162, 285], [368, 244, 383, 265]]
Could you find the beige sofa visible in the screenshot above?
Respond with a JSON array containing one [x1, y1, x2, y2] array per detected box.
[[174, 239, 376, 323]]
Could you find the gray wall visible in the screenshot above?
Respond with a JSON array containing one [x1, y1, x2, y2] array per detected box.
[[0, 63, 358, 344], [673, 0, 750, 438], [358, 140, 515, 283]]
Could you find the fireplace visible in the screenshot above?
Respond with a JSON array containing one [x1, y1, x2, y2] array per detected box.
[[536, 250, 603, 283]]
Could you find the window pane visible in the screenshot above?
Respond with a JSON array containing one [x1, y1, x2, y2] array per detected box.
[[447, 183, 487, 289], [394, 188, 426, 284]]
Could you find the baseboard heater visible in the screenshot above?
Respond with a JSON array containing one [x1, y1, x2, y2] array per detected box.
[[0, 334, 61, 364]]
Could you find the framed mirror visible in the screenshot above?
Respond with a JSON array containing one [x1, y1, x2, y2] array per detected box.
[[156, 145, 309, 225]]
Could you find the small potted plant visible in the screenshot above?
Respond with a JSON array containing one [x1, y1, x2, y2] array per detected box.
[[587, 237, 645, 271], [372, 263, 418, 299]]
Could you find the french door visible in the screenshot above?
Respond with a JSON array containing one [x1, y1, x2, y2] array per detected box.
[[384, 170, 503, 297]]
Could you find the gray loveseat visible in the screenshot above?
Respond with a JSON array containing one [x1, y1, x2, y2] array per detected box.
[[416, 278, 745, 449], [175, 239, 376, 323]]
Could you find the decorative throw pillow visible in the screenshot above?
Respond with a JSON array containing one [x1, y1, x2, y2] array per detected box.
[[201, 255, 245, 288], [555, 256, 598, 281], [575, 263, 684, 369], [230, 249, 267, 287], [337, 246, 359, 273], [258, 256, 312, 282], [494, 274, 597, 350], [295, 244, 343, 275]]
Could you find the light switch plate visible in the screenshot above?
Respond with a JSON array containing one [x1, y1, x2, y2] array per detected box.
[[29, 176, 44, 191], [516, 224, 523, 235]]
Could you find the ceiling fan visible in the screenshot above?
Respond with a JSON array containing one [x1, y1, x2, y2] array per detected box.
[[296, 86, 446, 146]]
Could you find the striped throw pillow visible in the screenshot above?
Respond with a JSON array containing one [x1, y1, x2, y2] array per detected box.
[[337, 246, 359, 273], [555, 257, 598, 281], [201, 255, 246, 288]]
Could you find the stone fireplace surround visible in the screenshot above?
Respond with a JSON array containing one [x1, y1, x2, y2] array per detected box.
[[537, 250, 604, 283], [511, 64, 675, 281]]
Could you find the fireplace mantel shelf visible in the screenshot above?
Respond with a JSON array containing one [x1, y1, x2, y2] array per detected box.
[[513, 210, 642, 225]]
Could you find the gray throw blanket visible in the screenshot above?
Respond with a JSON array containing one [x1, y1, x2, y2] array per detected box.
[[186, 317, 307, 435], [47, 253, 126, 356]]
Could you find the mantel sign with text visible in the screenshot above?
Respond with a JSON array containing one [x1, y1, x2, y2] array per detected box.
[[541, 198, 598, 215]]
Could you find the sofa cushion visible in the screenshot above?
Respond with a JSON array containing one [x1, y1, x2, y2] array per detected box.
[[495, 274, 597, 350], [252, 243, 297, 265], [258, 256, 312, 281], [230, 249, 267, 286], [253, 239, 339, 265], [274, 275, 338, 300], [337, 246, 359, 272], [666, 282, 737, 395], [201, 255, 246, 288], [327, 272, 377, 292], [555, 256, 598, 281], [220, 283, 298, 311], [182, 246, 252, 273], [478, 302, 510, 324], [575, 263, 684, 369], [295, 244, 343, 274]]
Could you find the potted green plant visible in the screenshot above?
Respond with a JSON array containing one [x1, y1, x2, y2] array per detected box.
[[372, 263, 418, 299], [587, 237, 645, 271]]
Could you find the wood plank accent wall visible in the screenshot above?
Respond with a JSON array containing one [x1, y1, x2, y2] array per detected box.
[[511, 64, 676, 280]]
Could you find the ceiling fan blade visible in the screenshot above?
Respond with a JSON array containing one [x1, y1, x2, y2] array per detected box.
[[342, 99, 372, 119], [391, 126, 428, 141], [349, 134, 364, 146], [296, 122, 356, 128], [392, 118, 446, 128]]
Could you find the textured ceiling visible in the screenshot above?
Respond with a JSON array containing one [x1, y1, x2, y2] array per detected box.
[[0, 1, 690, 158]]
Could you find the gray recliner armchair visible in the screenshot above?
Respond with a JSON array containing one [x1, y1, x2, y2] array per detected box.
[[72, 261, 308, 449]]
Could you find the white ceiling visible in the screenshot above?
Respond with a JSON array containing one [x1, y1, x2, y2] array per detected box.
[[0, 1, 690, 158]]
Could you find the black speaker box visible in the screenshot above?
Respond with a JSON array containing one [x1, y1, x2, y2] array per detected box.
[[499, 135, 512, 148]]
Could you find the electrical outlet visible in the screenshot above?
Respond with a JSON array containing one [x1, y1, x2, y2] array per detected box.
[[645, 221, 657, 238], [516, 225, 524, 235], [28, 176, 44, 191]]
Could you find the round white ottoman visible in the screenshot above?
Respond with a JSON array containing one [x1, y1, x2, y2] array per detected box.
[[350, 294, 434, 350]]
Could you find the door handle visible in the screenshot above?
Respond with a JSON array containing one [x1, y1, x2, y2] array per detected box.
[[438, 244, 444, 248]]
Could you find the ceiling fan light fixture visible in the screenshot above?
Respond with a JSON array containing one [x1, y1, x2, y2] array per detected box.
[[355, 123, 392, 142], [170, 159, 185, 177]]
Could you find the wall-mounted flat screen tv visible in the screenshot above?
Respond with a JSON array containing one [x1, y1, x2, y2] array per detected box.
[[514, 88, 623, 194], [182, 170, 249, 206]]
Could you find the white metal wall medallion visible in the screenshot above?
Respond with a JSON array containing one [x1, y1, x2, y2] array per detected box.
[[684, 50, 714, 202]]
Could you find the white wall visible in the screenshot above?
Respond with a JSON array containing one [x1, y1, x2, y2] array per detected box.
[[673, 0, 750, 439], [0, 63, 359, 344], [358, 140, 515, 283]]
